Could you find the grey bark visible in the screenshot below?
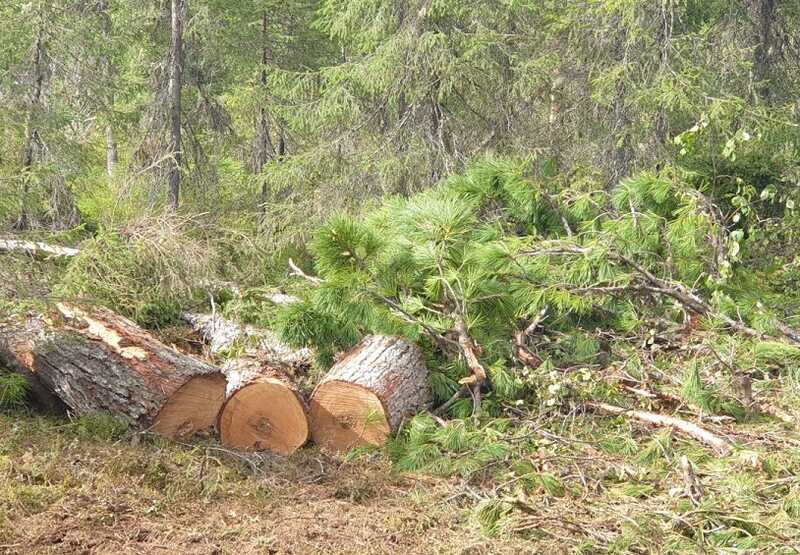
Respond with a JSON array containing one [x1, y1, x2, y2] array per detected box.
[[168, 0, 185, 211]]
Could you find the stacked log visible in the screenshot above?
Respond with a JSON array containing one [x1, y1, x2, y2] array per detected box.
[[0, 303, 226, 438], [217, 359, 309, 455], [308, 335, 431, 452], [1, 301, 432, 454]]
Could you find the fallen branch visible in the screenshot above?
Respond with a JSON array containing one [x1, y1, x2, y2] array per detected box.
[[454, 315, 488, 418], [587, 402, 733, 455], [524, 243, 800, 344], [0, 238, 79, 258]]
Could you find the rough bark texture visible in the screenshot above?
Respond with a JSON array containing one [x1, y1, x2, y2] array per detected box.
[[0, 304, 226, 438], [217, 358, 309, 454], [183, 312, 312, 368], [309, 335, 431, 452]]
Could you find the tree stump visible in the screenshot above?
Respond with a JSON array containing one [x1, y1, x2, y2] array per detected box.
[[217, 359, 309, 455], [309, 335, 431, 452], [0, 303, 226, 438]]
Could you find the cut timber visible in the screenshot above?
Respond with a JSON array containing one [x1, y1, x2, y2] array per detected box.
[[0, 238, 79, 257], [183, 312, 312, 369], [0, 304, 225, 438], [309, 335, 431, 452], [218, 359, 308, 455]]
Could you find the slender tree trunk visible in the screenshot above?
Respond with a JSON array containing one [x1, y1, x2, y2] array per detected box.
[[752, 0, 777, 100], [17, 26, 46, 230], [257, 10, 275, 205], [106, 126, 118, 176], [99, 0, 117, 177], [168, 0, 185, 211]]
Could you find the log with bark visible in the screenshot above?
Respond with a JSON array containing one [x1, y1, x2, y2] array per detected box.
[[183, 312, 312, 369], [0, 303, 226, 438], [217, 358, 309, 455], [308, 335, 432, 452]]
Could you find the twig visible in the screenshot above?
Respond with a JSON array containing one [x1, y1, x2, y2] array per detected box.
[[288, 258, 322, 285]]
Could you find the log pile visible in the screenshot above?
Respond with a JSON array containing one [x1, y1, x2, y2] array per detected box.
[[1, 302, 432, 456]]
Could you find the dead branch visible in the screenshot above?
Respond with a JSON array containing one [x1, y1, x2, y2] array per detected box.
[[0, 238, 79, 258], [514, 307, 547, 367], [680, 455, 704, 506], [587, 401, 733, 455], [288, 258, 322, 285]]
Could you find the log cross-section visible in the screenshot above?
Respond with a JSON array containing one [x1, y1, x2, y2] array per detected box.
[[309, 335, 431, 452], [217, 359, 309, 455], [0, 304, 226, 438]]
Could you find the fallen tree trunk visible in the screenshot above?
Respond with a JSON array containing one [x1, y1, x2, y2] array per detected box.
[[309, 335, 431, 452], [587, 402, 733, 455], [183, 312, 312, 369], [0, 238, 79, 258], [0, 304, 226, 438], [217, 358, 309, 455]]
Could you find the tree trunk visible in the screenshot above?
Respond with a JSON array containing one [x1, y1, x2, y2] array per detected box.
[[98, 0, 117, 177], [17, 24, 46, 230], [309, 335, 431, 452], [217, 359, 308, 455], [168, 0, 185, 211], [752, 0, 777, 100], [0, 304, 226, 438], [255, 10, 274, 179]]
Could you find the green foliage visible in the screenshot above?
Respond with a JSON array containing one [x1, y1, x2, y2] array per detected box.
[[0, 372, 28, 410], [55, 217, 216, 328], [681, 365, 745, 420], [389, 415, 510, 476], [68, 412, 130, 441]]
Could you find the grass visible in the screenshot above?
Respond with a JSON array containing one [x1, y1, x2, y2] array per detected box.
[[2, 408, 800, 554]]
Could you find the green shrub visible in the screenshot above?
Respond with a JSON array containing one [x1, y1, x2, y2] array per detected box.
[[56, 215, 217, 328]]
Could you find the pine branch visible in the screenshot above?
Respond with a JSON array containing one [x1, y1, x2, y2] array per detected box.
[[521, 243, 800, 344]]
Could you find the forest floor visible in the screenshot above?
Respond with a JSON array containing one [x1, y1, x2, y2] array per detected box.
[[0, 412, 532, 555]]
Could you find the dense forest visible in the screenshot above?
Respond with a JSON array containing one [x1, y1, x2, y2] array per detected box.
[[3, 1, 800, 553]]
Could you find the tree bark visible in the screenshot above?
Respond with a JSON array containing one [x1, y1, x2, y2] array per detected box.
[[168, 0, 185, 211], [217, 359, 308, 455], [309, 335, 431, 452], [17, 23, 46, 230], [0, 304, 226, 438], [182, 312, 312, 368]]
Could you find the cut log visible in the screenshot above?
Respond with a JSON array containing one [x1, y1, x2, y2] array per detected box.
[[0, 238, 79, 258], [183, 312, 312, 369], [0, 303, 226, 438], [309, 335, 431, 452], [217, 358, 309, 455]]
